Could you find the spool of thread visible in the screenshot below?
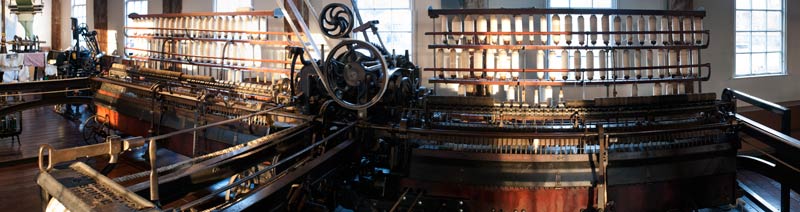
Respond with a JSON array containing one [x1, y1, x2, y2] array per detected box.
[[586, 51, 595, 80], [452, 16, 463, 44], [646, 49, 654, 78], [476, 16, 487, 44], [669, 49, 678, 77], [648, 16, 657, 45], [661, 16, 670, 45], [552, 15, 561, 45], [590, 15, 598, 45], [602, 15, 610, 45], [449, 48, 457, 78], [560, 50, 569, 80], [578, 16, 586, 45], [613, 16, 622, 45], [634, 50, 642, 79], [464, 15, 474, 44], [671, 16, 681, 44], [511, 50, 520, 80], [461, 49, 470, 78], [694, 17, 703, 44], [622, 50, 630, 79], [599, 50, 607, 79], [565, 15, 573, 45], [436, 49, 444, 78], [680, 49, 688, 77], [536, 50, 545, 80], [574, 50, 582, 80], [625, 15, 633, 45], [692, 49, 699, 77], [637, 16, 646, 45], [501, 15, 512, 45], [529, 15, 536, 44], [490, 15, 499, 44], [683, 17, 693, 44]]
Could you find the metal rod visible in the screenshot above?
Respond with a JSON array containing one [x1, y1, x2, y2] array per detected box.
[[180, 123, 355, 210], [126, 105, 285, 144]]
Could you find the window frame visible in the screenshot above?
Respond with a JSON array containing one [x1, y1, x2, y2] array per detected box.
[[213, 0, 253, 12], [125, 0, 148, 26], [734, 0, 787, 78], [71, 0, 87, 26], [353, 0, 415, 58]]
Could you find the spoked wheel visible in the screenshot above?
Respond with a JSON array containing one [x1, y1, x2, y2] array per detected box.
[[224, 154, 279, 202], [81, 115, 111, 145], [322, 39, 390, 110]]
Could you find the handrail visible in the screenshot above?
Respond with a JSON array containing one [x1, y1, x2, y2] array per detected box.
[[723, 88, 791, 134], [724, 88, 796, 212]]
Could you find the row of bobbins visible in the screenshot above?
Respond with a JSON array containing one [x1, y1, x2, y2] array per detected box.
[[439, 14, 704, 46]]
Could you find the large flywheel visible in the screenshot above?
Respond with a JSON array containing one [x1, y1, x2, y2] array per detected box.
[[321, 39, 390, 110]]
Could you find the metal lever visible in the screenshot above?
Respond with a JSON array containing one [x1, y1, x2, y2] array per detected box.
[[352, 20, 387, 52]]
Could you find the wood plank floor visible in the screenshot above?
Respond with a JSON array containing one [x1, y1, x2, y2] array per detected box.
[[738, 169, 800, 211], [0, 106, 86, 164]]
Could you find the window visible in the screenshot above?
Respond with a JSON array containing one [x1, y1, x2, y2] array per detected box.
[[549, 0, 614, 8], [214, 0, 252, 12], [735, 0, 784, 77], [125, 0, 147, 26], [71, 0, 87, 26], [125, 0, 147, 52], [354, 0, 413, 56]]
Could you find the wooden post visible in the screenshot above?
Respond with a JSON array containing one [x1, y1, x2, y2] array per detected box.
[[93, 0, 108, 52], [52, 0, 62, 49], [163, 0, 182, 14]]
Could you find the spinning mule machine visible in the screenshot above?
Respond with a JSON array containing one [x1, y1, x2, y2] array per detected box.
[[33, 1, 772, 211]]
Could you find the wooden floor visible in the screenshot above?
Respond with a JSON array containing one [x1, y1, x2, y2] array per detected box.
[[0, 107, 86, 164], [738, 170, 800, 211]]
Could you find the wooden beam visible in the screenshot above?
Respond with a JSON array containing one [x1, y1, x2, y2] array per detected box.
[[94, 0, 108, 52], [52, 0, 62, 49], [163, 0, 182, 14]]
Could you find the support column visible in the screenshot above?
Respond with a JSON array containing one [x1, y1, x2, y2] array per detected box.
[[52, 0, 62, 49], [93, 0, 108, 52], [163, 0, 182, 14]]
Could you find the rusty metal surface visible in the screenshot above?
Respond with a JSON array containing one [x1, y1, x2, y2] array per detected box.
[[401, 179, 595, 211], [37, 162, 156, 212], [606, 174, 736, 212]]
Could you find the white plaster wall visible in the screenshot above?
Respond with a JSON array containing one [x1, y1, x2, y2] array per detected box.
[[696, 0, 800, 103]]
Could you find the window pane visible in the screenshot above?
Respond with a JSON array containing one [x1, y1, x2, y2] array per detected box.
[[766, 52, 781, 73], [766, 32, 781, 51], [751, 11, 766, 31], [391, 0, 410, 9], [356, 0, 375, 9], [736, 32, 751, 52], [593, 0, 613, 8], [550, 0, 570, 8], [735, 11, 751, 31], [766, 11, 781, 31], [571, 0, 592, 8], [736, 0, 751, 9], [752, 0, 766, 9], [767, 0, 782, 10], [751, 53, 766, 74], [751, 32, 766, 52], [736, 54, 751, 75]]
